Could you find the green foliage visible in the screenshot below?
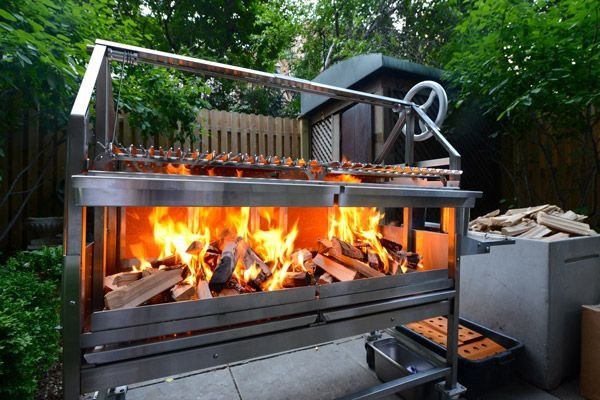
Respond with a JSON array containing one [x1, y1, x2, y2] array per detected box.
[[0, 0, 143, 130], [294, 0, 462, 79], [118, 65, 211, 143], [0, 247, 62, 399], [442, 0, 600, 215]]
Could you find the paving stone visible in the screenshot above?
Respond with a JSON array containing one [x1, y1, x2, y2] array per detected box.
[[548, 379, 585, 400], [126, 367, 240, 400], [230, 342, 396, 400], [477, 379, 559, 400]]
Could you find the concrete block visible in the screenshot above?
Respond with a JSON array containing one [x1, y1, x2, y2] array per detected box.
[[460, 235, 600, 390]]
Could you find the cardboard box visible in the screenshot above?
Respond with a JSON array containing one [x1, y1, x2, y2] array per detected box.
[[581, 304, 600, 400]]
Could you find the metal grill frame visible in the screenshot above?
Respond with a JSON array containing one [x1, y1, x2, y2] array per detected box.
[[62, 40, 481, 400]]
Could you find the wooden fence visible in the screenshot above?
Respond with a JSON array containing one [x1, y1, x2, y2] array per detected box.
[[117, 109, 303, 157], [0, 109, 303, 254]]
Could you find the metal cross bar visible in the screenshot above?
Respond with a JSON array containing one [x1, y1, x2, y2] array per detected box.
[[94, 39, 412, 109]]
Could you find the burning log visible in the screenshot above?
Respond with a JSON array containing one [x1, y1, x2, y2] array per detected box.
[[312, 254, 357, 282], [317, 239, 333, 254], [150, 254, 180, 268], [142, 267, 159, 277], [209, 237, 243, 292], [291, 249, 313, 266], [317, 272, 333, 284], [367, 251, 381, 270], [379, 237, 403, 253], [196, 280, 213, 300], [328, 251, 385, 278], [185, 240, 204, 255], [104, 271, 142, 291], [171, 283, 195, 301], [331, 237, 364, 260], [104, 268, 184, 310], [282, 271, 310, 288], [239, 240, 272, 287]]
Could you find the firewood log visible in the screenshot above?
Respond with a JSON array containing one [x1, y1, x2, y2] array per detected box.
[[328, 251, 385, 278], [150, 254, 180, 268], [104, 271, 142, 291], [367, 251, 381, 270], [185, 240, 205, 255], [238, 240, 272, 288], [291, 249, 313, 266], [317, 239, 333, 254], [317, 272, 333, 284], [196, 280, 213, 300], [379, 237, 403, 253], [312, 254, 356, 282], [209, 237, 243, 292], [171, 283, 195, 301], [330, 237, 364, 260], [104, 268, 184, 309], [282, 271, 310, 288]]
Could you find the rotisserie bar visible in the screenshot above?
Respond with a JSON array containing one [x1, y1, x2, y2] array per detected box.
[[62, 39, 483, 400]]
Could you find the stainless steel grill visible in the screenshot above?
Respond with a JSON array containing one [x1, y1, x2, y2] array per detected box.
[[62, 39, 486, 400]]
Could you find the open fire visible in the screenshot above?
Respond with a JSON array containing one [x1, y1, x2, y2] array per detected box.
[[103, 206, 424, 309]]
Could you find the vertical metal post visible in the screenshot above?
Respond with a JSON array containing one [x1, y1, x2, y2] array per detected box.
[[442, 207, 465, 391], [95, 56, 115, 151], [404, 110, 415, 166], [92, 207, 107, 311], [63, 44, 107, 400]]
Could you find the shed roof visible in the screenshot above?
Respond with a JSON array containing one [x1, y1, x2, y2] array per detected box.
[[300, 53, 442, 116]]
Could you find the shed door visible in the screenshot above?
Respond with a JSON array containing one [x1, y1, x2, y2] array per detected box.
[[341, 103, 372, 162]]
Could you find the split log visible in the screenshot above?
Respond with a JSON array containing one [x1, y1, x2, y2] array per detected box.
[[482, 209, 500, 218], [171, 283, 195, 301], [505, 204, 549, 216], [291, 249, 313, 266], [518, 225, 551, 239], [104, 271, 142, 291], [379, 237, 403, 253], [312, 254, 357, 282], [317, 239, 333, 254], [238, 240, 272, 287], [142, 267, 160, 277], [282, 271, 310, 288], [317, 272, 333, 284], [500, 221, 535, 236], [209, 237, 243, 292], [389, 258, 399, 275], [196, 280, 213, 300], [537, 212, 596, 236], [328, 251, 385, 278], [105, 268, 184, 309], [150, 254, 180, 268], [186, 240, 205, 255], [367, 251, 381, 270], [303, 260, 317, 273], [331, 237, 364, 260], [543, 232, 570, 241]]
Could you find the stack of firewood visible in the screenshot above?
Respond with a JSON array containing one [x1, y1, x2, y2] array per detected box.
[[103, 235, 421, 310], [469, 204, 596, 240]]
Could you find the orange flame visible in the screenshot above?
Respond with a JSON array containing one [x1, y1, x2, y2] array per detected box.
[[129, 205, 398, 297], [166, 164, 190, 175], [328, 206, 391, 273]]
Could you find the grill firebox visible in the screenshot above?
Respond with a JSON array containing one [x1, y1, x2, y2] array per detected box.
[[63, 40, 482, 399]]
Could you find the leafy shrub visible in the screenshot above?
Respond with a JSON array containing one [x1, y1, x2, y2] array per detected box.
[[0, 247, 62, 399]]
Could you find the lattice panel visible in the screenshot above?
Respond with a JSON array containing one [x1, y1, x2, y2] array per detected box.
[[311, 116, 333, 162]]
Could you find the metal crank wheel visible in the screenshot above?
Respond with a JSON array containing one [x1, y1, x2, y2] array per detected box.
[[403, 80, 448, 141]]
